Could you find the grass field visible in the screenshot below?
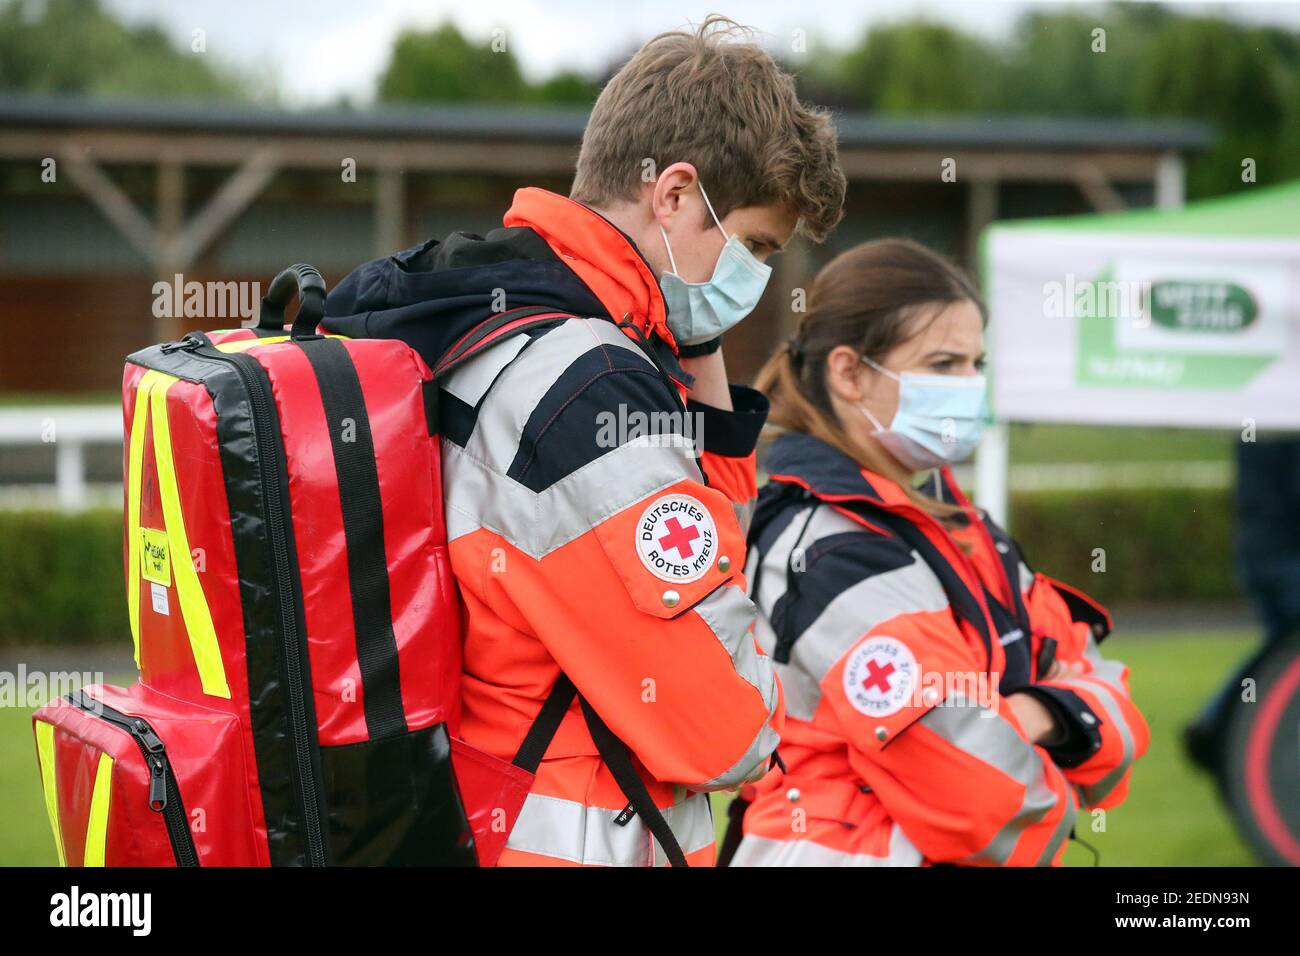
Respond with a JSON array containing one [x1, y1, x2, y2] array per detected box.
[[1007, 423, 1232, 466], [1, 630, 1261, 866]]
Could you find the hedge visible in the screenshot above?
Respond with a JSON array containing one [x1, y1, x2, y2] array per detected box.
[[1010, 486, 1239, 603], [0, 488, 1240, 646], [0, 509, 125, 645]]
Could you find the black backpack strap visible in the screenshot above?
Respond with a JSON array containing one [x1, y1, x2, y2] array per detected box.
[[422, 306, 576, 438], [509, 675, 690, 867], [847, 501, 998, 670], [433, 306, 577, 381], [295, 336, 407, 740], [512, 673, 576, 773], [578, 696, 689, 867], [986, 523, 1033, 638], [715, 794, 750, 868]]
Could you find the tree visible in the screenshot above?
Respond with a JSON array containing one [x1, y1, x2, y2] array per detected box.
[[834, 20, 999, 115], [0, 0, 247, 99], [377, 22, 528, 104], [794, 4, 1300, 200], [993, 9, 1152, 117], [529, 70, 598, 106], [1132, 17, 1296, 195]]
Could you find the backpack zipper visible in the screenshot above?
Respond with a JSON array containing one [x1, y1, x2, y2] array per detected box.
[[153, 333, 328, 866], [67, 690, 199, 867]]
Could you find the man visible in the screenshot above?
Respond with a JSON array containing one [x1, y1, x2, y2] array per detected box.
[[331, 16, 844, 865]]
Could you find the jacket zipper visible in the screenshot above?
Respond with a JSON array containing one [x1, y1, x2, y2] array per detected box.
[[156, 333, 328, 866], [68, 690, 199, 867]]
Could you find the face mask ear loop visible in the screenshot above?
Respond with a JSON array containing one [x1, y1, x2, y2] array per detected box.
[[859, 403, 887, 432], [697, 180, 729, 240], [658, 224, 680, 276], [858, 354, 898, 432], [860, 353, 901, 382]]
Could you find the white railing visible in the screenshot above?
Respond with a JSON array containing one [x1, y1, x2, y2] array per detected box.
[[1, 405, 1234, 515], [0, 406, 122, 511]]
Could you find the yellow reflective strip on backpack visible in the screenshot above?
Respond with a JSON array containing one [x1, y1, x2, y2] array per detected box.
[[216, 335, 289, 352], [82, 751, 114, 867], [149, 374, 232, 699], [126, 370, 165, 668], [214, 333, 345, 353], [34, 720, 67, 867]]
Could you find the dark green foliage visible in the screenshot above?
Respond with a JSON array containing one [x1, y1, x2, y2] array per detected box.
[[0, 0, 249, 99], [1012, 486, 1238, 602], [0, 509, 125, 645]]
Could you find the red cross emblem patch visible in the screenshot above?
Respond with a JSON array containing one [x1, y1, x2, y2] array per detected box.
[[635, 493, 718, 583], [842, 636, 918, 717]]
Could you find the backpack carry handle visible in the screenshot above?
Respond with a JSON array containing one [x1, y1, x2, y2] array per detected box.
[[258, 263, 327, 337]]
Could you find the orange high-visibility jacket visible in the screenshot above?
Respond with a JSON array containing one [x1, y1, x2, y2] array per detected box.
[[731, 432, 1147, 866], [442, 188, 783, 866]]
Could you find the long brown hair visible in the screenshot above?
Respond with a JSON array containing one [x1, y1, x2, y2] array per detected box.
[[755, 238, 986, 517]]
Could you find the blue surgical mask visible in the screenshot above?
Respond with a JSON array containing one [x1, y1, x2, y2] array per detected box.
[[858, 354, 988, 471], [659, 181, 772, 346]]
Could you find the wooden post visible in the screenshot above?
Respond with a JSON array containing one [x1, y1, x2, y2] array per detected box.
[[375, 166, 406, 257]]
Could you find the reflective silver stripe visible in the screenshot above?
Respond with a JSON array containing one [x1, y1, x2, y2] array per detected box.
[[463, 316, 655, 472], [441, 331, 531, 406], [753, 503, 860, 594], [788, 557, 948, 710], [1063, 676, 1136, 806], [730, 825, 923, 867], [504, 791, 714, 866], [773, 659, 823, 723], [732, 497, 756, 538], [750, 590, 775, 653], [1018, 561, 1034, 595], [1035, 783, 1079, 866], [921, 696, 1073, 865], [442, 435, 699, 555], [441, 316, 709, 555], [692, 585, 780, 789], [1080, 634, 1130, 697], [746, 505, 949, 721]]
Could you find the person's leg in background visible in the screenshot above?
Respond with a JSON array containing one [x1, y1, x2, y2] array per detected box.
[[1185, 436, 1300, 773]]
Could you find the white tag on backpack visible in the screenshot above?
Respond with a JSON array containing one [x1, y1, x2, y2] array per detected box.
[[150, 582, 170, 616]]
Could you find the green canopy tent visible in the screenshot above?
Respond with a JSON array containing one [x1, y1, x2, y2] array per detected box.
[[976, 179, 1300, 523]]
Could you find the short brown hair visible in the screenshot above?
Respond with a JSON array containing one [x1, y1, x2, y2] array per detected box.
[[570, 16, 845, 243]]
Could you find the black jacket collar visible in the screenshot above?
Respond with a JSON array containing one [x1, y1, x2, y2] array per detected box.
[[764, 431, 886, 502]]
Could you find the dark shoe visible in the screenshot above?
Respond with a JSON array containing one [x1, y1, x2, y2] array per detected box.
[[1182, 718, 1223, 775]]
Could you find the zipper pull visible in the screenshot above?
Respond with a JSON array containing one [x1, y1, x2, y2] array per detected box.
[[132, 718, 166, 754], [147, 756, 168, 811], [160, 332, 204, 354]]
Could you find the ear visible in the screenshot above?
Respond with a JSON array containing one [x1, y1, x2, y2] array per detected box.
[[651, 162, 700, 228], [825, 344, 867, 403]]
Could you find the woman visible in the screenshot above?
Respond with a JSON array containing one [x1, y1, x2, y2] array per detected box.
[[727, 239, 1148, 867]]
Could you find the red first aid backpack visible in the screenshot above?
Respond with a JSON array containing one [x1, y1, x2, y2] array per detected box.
[[32, 264, 572, 866]]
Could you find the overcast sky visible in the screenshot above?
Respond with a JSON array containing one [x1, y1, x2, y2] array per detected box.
[[104, 0, 1300, 107]]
